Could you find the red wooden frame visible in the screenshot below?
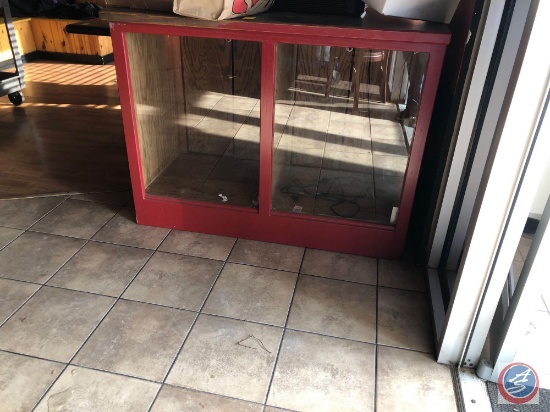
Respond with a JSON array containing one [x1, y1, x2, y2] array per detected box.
[[110, 17, 449, 259]]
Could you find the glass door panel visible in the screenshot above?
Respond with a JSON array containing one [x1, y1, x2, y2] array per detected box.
[[272, 43, 428, 225], [125, 33, 261, 209]]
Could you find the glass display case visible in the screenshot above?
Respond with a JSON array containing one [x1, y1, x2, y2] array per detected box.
[[109, 11, 450, 257]]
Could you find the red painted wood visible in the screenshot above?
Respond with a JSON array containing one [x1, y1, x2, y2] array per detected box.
[[110, 24, 147, 209], [259, 41, 276, 218], [109, 16, 450, 258]]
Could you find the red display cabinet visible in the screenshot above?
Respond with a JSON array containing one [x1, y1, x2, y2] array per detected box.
[[108, 11, 450, 258]]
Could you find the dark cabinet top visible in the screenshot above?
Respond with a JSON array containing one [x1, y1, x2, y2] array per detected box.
[[101, 9, 451, 45]]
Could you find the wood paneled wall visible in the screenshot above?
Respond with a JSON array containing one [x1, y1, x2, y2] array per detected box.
[[0, 17, 36, 62], [30, 18, 112, 56], [125, 32, 182, 188]]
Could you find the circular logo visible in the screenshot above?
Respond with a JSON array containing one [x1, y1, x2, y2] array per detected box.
[[498, 362, 539, 404]]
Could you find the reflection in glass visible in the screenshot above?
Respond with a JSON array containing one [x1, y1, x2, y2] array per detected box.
[[126, 33, 261, 208], [272, 44, 428, 225]]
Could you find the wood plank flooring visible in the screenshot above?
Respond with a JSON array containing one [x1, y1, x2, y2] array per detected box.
[[0, 61, 131, 198]]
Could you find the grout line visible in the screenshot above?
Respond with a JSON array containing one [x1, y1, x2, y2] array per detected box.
[[162, 383, 267, 408], [0, 285, 42, 330], [195, 311, 285, 330], [30, 227, 172, 411], [36, 202, 131, 288], [193, 103, 256, 196], [375, 342, 437, 355], [261, 247, 306, 407], [298, 271, 377, 288], [0, 348, 66, 366], [0, 228, 26, 252], [0, 238, 90, 330], [24, 195, 71, 231], [145, 237, 239, 412]]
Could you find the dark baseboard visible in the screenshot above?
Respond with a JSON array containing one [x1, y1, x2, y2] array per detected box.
[[524, 217, 540, 234], [0, 51, 113, 69], [35, 52, 114, 65]]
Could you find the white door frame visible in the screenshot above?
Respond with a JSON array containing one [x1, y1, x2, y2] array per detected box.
[[436, 0, 550, 366], [489, 176, 550, 382]]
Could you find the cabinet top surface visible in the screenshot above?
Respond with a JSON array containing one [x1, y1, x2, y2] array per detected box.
[[101, 9, 451, 43]]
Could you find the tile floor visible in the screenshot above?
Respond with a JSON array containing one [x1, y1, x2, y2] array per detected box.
[[0, 193, 458, 411]]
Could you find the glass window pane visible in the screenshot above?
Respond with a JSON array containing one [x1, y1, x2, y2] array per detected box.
[[272, 44, 428, 225], [126, 33, 261, 209]]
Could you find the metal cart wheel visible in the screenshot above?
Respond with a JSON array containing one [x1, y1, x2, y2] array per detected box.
[[8, 91, 24, 106]]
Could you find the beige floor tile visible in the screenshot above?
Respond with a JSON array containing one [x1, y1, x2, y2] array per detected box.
[[158, 152, 219, 180], [514, 248, 523, 262], [30, 199, 119, 239], [122, 252, 222, 310], [0, 196, 66, 229], [34, 366, 159, 412], [321, 150, 373, 174], [0, 227, 23, 249], [0, 278, 40, 324], [0, 351, 65, 412], [277, 131, 327, 152], [166, 314, 282, 403], [325, 131, 371, 153], [379, 259, 426, 292], [264, 407, 297, 412], [187, 131, 233, 156], [214, 95, 258, 111], [151, 385, 262, 412], [378, 288, 433, 353], [0, 232, 85, 283], [223, 138, 260, 161], [318, 169, 375, 199], [203, 263, 297, 326], [267, 330, 375, 412], [512, 260, 524, 287], [0, 287, 114, 362], [375, 174, 404, 200], [327, 120, 370, 139], [229, 239, 304, 272], [207, 157, 259, 186], [159, 230, 236, 261], [370, 122, 403, 142], [70, 191, 132, 206], [272, 146, 324, 170], [92, 207, 170, 249], [47, 241, 152, 296], [518, 236, 533, 260], [287, 275, 376, 343], [371, 139, 408, 157], [377, 346, 456, 412], [301, 249, 377, 285], [286, 107, 331, 134], [373, 154, 408, 177], [74, 300, 195, 381]]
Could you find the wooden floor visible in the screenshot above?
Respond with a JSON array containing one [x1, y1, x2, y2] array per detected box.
[[0, 61, 131, 199]]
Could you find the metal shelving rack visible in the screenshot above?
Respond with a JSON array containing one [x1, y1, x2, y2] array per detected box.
[[0, 0, 25, 105]]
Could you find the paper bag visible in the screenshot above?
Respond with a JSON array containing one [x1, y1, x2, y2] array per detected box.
[[173, 0, 274, 21]]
